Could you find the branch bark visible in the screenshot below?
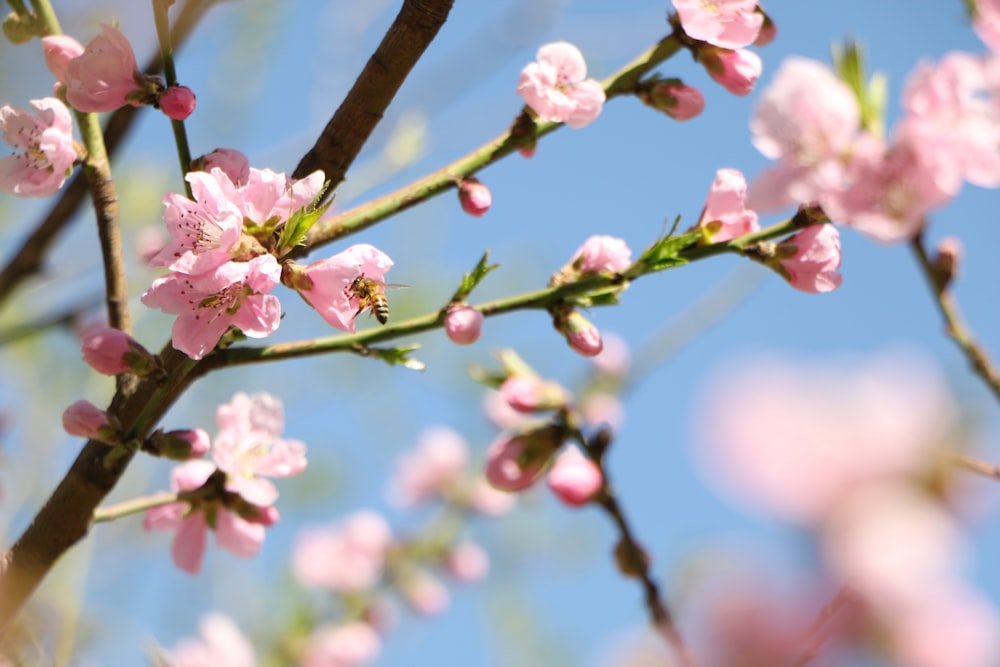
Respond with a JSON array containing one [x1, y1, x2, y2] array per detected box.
[[291, 0, 455, 187]]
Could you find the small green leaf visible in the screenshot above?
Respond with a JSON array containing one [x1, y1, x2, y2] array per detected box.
[[454, 250, 499, 302], [277, 197, 333, 256], [637, 227, 702, 271], [353, 343, 425, 370]]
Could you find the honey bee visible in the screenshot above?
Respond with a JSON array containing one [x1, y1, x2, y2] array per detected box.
[[346, 273, 407, 325]]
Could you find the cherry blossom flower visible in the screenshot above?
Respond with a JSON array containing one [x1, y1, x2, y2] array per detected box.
[[638, 80, 705, 120], [40, 34, 83, 85], [399, 569, 450, 615], [771, 223, 843, 294], [158, 85, 197, 120], [444, 541, 490, 583], [698, 168, 760, 242], [292, 511, 392, 592], [0, 98, 77, 198], [212, 392, 307, 507], [293, 243, 394, 333], [141, 254, 282, 360], [143, 459, 266, 574], [301, 622, 380, 667], [672, 0, 763, 49], [444, 305, 483, 344], [570, 235, 632, 274], [458, 178, 491, 216], [591, 332, 631, 376], [974, 0, 1000, 53], [167, 612, 256, 667], [386, 426, 469, 507], [80, 325, 155, 375], [546, 445, 603, 507], [229, 167, 325, 229], [150, 169, 245, 274], [64, 24, 148, 113], [700, 46, 762, 96], [517, 41, 606, 129], [579, 392, 625, 431]]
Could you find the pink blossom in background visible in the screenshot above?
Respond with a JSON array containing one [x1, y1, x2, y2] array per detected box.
[[212, 392, 307, 507], [638, 81, 705, 120], [482, 389, 531, 431], [570, 235, 632, 274], [399, 570, 450, 615], [64, 24, 144, 113], [695, 351, 956, 524], [168, 612, 256, 667], [291, 511, 392, 592], [467, 478, 517, 515], [151, 170, 244, 274], [546, 445, 603, 507], [141, 254, 283, 360], [485, 431, 559, 492], [444, 305, 483, 345], [590, 331, 631, 376], [198, 148, 251, 187], [974, 0, 1000, 53], [774, 224, 843, 293], [40, 34, 84, 84], [158, 85, 197, 120], [0, 98, 77, 198], [499, 374, 569, 412], [296, 243, 394, 333], [579, 392, 625, 432], [301, 622, 380, 667], [61, 399, 110, 440], [517, 41, 606, 129], [698, 168, 760, 242], [458, 178, 491, 216], [700, 47, 762, 96], [444, 541, 490, 583], [672, 0, 763, 49], [386, 426, 469, 507]]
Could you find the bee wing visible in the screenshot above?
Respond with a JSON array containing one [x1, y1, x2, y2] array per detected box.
[[381, 283, 410, 290]]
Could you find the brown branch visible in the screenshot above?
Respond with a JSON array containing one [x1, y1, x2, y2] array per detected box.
[[291, 0, 455, 186], [0, 0, 213, 312]]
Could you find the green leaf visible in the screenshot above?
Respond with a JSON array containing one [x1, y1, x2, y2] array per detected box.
[[353, 343, 425, 371], [455, 250, 499, 302], [637, 227, 702, 271], [277, 196, 333, 256]]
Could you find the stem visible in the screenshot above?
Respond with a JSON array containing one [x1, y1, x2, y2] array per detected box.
[[152, 0, 193, 192], [949, 452, 1000, 481], [28, 0, 58, 32], [93, 492, 179, 523], [291, 33, 684, 257], [788, 587, 853, 667], [910, 235, 1000, 404]]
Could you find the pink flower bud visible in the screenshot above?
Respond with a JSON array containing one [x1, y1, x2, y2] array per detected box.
[[546, 445, 603, 507], [153, 428, 210, 460], [753, 13, 777, 46], [700, 46, 762, 96], [458, 179, 491, 217], [64, 24, 144, 113], [444, 305, 483, 345], [41, 35, 84, 84], [775, 224, 843, 294], [638, 81, 705, 121], [571, 235, 632, 274], [499, 375, 568, 412], [81, 325, 153, 375], [197, 147, 250, 187], [302, 622, 381, 667], [468, 478, 517, 515], [158, 85, 196, 120], [559, 310, 603, 357], [62, 399, 110, 440], [484, 425, 565, 492], [444, 541, 490, 583], [400, 571, 449, 615]]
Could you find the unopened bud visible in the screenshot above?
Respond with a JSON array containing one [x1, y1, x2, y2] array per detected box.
[[638, 80, 705, 121], [158, 85, 196, 120], [81, 326, 157, 376], [499, 374, 569, 412], [613, 538, 650, 578], [555, 310, 604, 357], [753, 10, 777, 46], [931, 236, 962, 291], [546, 445, 603, 507], [146, 428, 210, 460], [3, 11, 38, 44], [458, 178, 491, 217], [445, 305, 484, 345], [62, 399, 119, 444]]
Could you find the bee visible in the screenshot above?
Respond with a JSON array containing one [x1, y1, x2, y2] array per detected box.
[[346, 273, 407, 325]]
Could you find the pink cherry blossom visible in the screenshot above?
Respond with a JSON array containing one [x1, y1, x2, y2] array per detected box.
[[168, 612, 256, 667], [974, 0, 1000, 53], [546, 445, 603, 507], [231, 167, 325, 228], [141, 254, 282, 360], [151, 170, 245, 274], [399, 569, 450, 615], [444, 541, 490, 583], [301, 622, 380, 667], [386, 426, 469, 507], [591, 332, 631, 376], [212, 392, 307, 507], [292, 511, 392, 592], [701, 47, 762, 96], [0, 98, 77, 198], [444, 305, 483, 345], [40, 34, 84, 84], [639, 81, 705, 120], [774, 224, 843, 294], [295, 243, 394, 333], [517, 41, 606, 129], [672, 0, 763, 49], [64, 24, 145, 113], [61, 399, 110, 440], [499, 375, 569, 412], [143, 459, 266, 574], [80, 325, 153, 375], [158, 85, 197, 120], [698, 168, 760, 242], [571, 235, 632, 274], [467, 478, 518, 515], [458, 179, 491, 216], [198, 148, 250, 187], [579, 392, 625, 431]]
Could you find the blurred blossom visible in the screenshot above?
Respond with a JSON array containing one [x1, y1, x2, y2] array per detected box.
[[579, 392, 624, 432], [467, 478, 517, 515], [386, 426, 469, 507], [569, 235, 632, 274], [482, 389, 530, 430], [499, 374, 569, 413], [546, 445, 603, 507], [399, 569, 450, 616], [292, 510, 392, 592], [168, 612, 256, 667], [590, 332, 631, 377], [444, 541, 490, 583], [695, 351, 955, 523], [300, 622, 380, 667], [672, 0, 763, 49]]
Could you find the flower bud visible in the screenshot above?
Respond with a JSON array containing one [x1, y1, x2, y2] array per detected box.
[[81, 326, 156, 376], [444, 541, 490, 583], [499, 375, 569, 413], [146, 428, 210, 460], [458, 178, 491, 217], [546, 445, 603, 507], [613, 537, 650, 578], [931, 236, 962, 291], [41, 35, 84, 84], [556, 310, 603, 357], [638, 81, 705, 121], [444, 305, 483, 345], [193, 147, 250, 187], [570, 235, 632, 274], [699, 46, 762, 96], [62, 399, 115, 442], [400, 570, 449, 615], [768, 224, 843, 294], [2, 11, 36, 44], [484, 424, 566, 492], [158, 85, 196, 120], [753, 11, 777, 46]]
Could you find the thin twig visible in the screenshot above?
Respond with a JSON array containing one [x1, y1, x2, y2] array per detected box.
[[949, 452, 1000, 480], [788, 587, 853, 667]]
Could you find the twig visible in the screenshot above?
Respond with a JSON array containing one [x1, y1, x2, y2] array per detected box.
[[949, 452, 1000, 481], [93, 492, 179, 523], [788, 586, 853, 667]]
